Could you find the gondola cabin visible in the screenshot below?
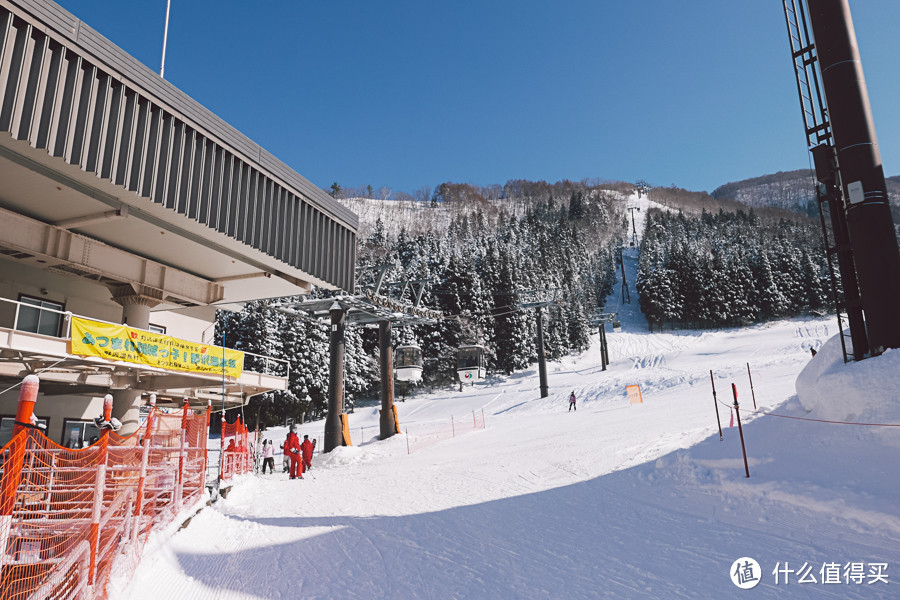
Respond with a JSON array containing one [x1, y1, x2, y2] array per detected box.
[[395, 345, 424, 382], [457, 345, 486, 384]]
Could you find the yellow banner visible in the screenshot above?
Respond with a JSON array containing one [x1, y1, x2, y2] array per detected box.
[[70, 317, 244, 378]]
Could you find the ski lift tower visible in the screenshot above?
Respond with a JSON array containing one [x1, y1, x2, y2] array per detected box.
[[520, 289, 563, 399], [784, 0, 900, 361], [627, 206, 641, 247], [279, 266, 441, 450], [588, 310, 616, 370], [634, 180, 651, 199]]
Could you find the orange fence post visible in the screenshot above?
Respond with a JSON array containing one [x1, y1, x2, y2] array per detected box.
[[0, 374, 39, 563], [88, 394, 113, 586], [11, 374, 38, 437], [175, 399, 189, 511], [132, 394, 157, 545]]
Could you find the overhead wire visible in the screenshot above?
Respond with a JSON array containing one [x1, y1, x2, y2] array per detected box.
[[714, 397, 900, 427]]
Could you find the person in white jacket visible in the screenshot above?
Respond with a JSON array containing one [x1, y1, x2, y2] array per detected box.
[[261, 439, 275, 474]]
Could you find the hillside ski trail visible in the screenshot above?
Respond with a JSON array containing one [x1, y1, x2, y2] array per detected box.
[[109, 194, 900, 600]]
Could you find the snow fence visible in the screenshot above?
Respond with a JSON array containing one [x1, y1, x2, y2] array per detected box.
[[0, 380, 253, 600]]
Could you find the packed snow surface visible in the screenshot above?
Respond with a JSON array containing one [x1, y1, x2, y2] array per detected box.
[[109, 210, 900, 598]]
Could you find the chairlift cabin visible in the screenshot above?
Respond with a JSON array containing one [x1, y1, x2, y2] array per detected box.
[[394, 345, 423, 383], [457, 345, 486, 384]]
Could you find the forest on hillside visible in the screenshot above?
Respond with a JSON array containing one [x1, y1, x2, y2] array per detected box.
[[636, 208, 829, 331], [218, 179, 834, 427], [218, 184, 623, 426]]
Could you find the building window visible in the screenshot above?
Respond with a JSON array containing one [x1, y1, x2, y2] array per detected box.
[[16, 295, 65, 337], [61, 418, 102, 448], [148, 324, 166, 334], [0, 415, 50, 447]]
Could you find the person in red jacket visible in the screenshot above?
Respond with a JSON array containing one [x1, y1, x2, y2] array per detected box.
[[300, 435, 315, 471], [284, 426, 303, 479]]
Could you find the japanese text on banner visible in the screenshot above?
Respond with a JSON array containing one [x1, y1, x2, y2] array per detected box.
[[70, 317, 244, 378]]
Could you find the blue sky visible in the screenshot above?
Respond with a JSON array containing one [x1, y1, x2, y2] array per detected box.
[[54, 1, 900, 196]]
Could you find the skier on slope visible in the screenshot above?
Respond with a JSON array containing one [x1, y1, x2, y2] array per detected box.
[[301, 435, 315, 471], [284, 426, 303, 479], [568, 390, 577, 412]]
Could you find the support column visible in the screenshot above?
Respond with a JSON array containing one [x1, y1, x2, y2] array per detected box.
[[378, 320, 396, 440], [109, 285, 161, 434], [809, 0, 900, 353], [536, 309, 549, 398], [323, 303, 346, 453], [599, 323, 609, 370]]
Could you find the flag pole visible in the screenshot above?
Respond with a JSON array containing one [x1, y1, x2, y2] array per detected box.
[[160, 0, 172, 78]]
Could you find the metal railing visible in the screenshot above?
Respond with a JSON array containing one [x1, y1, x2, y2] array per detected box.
[[0, 296, 289, 378]]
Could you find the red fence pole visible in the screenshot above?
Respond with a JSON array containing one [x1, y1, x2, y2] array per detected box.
[[451, 415, 455, 438], [89, 394, 113, 586], [0, 375, 39, 562], [732, 384, 750, 478], [406, 429, 410, 455]]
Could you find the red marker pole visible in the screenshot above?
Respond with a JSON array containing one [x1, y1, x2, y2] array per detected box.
[[732, 384, 750, 478]]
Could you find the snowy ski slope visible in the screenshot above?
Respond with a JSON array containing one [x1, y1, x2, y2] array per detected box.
[[109, 194, 900, 599]]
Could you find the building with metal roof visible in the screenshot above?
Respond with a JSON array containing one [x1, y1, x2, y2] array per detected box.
[[0, 0, 358, 443]]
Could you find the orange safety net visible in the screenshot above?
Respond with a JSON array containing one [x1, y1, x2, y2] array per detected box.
[[219, 417, 251, 480], [405, 410, 487, 455], [0, 405, 221, 600]]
